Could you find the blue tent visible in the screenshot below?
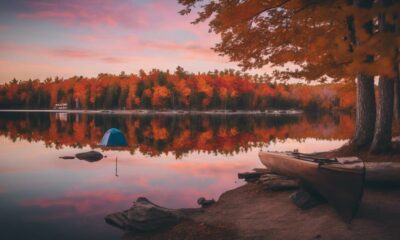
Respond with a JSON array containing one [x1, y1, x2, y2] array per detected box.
[[100, 128, 128, 147]]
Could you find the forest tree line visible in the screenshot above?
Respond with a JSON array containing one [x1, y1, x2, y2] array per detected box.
[[0, 68, 356, 111]]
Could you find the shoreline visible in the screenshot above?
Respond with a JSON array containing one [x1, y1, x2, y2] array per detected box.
[[120, 182, 400, 240], [0, 109, 303, 116], [112, 148, 400, 240]]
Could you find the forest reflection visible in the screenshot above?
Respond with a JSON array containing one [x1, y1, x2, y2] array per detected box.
[[0, 112, 354, 158]]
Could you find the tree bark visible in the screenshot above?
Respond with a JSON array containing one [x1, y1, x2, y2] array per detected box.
[[351, 74, 376, 149], [370, 77, 394, 154], [347, 0, 376, 150], [369, 5, 397, 153], [391, 6, 399, 120], [395, 72, 400, 120]]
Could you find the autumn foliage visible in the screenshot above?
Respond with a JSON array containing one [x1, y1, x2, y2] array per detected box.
[[0, 68, 356, 111]]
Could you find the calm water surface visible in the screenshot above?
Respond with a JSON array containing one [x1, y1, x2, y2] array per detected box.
[[0, 112, 354, 239]]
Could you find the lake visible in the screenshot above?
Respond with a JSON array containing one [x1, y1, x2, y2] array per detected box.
[[0, 112, 354, 239]]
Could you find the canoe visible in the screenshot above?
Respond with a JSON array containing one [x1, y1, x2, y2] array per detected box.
[[259, 151, 365, 222]]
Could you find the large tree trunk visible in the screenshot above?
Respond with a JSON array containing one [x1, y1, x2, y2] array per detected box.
[[395, 73, 400, 120], [351, 74, 376, 149], [391, 6, 399, 120], [394, 49, 400, 120], [347, 0, 376, 150], [370, 77, 394, 154], [369, 5, 397, 153]]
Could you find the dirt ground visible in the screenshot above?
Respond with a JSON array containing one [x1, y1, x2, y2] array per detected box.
[[122, 182, 400, 240]]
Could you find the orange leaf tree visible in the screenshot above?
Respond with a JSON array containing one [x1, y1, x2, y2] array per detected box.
[[178, 0, 400, 153]]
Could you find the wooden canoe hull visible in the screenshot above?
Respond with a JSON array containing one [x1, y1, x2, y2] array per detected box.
[[259, 151, 365, 222]]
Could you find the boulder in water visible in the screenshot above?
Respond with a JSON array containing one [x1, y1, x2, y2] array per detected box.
[[75, 151, 103, 162]]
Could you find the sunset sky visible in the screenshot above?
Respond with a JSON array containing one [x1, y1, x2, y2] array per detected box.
[[0, 0, 261, 83]]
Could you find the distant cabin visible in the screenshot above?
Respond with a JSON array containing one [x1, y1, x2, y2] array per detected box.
[[54, 103, 68, 110]]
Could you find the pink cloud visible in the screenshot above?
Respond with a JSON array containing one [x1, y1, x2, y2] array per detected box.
[[0, 37, 221, 65], [18, 0, 153, 29], [75, 34, 97, 42], [16, 0, 213, 39], [140, 40, 216, 58], [4, 0, 227, 66], [0, 0, 249, 81], [49, 48, 100, 59], [119, 36, 223, 62], [0, 42, 103, 61], [101, 56, 135, 64]]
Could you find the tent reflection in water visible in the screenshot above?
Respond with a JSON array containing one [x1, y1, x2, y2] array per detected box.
[[100, 128, 128, 177]]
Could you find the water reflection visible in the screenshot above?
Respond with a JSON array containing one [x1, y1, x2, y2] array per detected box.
[[0, 112, 354, 158], [0, 112, 355, 240]]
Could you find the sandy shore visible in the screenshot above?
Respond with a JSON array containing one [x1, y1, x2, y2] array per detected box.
[[123, 183, 400, 240], [0, 109, 303, 116]]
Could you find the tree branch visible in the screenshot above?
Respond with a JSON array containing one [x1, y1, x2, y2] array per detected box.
[[248, 0, 292, 21]]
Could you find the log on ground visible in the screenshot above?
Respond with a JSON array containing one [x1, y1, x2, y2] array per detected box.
[[258, 173, 300, 191], [238, 171, 265, 182], [365, 162, 400, 186]]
